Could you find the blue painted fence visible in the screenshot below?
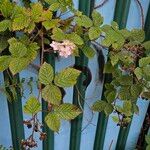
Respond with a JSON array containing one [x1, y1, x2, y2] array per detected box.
[[0, 0, 150, 150]]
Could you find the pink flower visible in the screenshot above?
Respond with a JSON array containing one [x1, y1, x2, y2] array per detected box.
[[50, 40, 76, 58], [50, 41, 60, 51]]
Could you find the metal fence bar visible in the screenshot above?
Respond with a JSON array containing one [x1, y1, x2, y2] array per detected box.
[[94, 1, 131, 150], [69, 1, 95, 150], [42, 54, 55, 150], [93, 75, 111, 150], [114, 0, 131, 29], [3, 72, 25, 150], [144, 2, 150, 41]]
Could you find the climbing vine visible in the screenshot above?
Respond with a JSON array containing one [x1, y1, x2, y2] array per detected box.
[[0, 0, 150, 149]]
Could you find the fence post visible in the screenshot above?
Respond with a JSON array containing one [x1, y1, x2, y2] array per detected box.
[[42, 54, 55, 150], [69, 1, 95, 150], [3, 72, 25, 150]]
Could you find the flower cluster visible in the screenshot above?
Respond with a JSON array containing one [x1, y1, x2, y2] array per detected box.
[[50, 40, 76, 58]]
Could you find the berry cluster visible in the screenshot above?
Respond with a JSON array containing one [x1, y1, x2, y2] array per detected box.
[[22, 118, 47, 149]]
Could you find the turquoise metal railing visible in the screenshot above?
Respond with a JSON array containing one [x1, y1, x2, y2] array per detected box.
[[0, 0, 150, 150], [70, 1, 95, 150]]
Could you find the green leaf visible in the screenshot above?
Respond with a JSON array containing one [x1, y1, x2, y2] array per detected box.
[[130, 29, 145, 42], [141, 92, 150, 99], [27, 42, 39, 61], [120, 29, 131, 38], [92, 100, 107, 112], [72, 47, 79, 56], [39, 62, 54, 85], [0, 36, 8, 52], [145, 135, 150, 144], [54, 68, 81, 88], [133, 104, 139, 114], [23, 96, 41, 115], [110, 54, 119, 66], [44, 0, 57, 5], [41, 9, 53, 21], [42, 84, 62, 105], [49, 2, 60, 11], [0, 20, 11, 32], [139, 57, 150, 67], [134, 67, 143, 80], [112, 116, 119, 123], [42, 19, 60, 30], [102, 27, 125, 49], [51, 28, 66, 41], [123, 117, 131, 123], [75, 15, 93, 28], [92, 10, 103, 26], [31, 2, 43, 22], [0, 56, 11, 72], [54, 103, 81, 120], [66, 33, 83, 45], [111, 21, 119, 30], [45, 113, 60, 132], [82, 45, 96, 59], [117, 75, 133, 86], [105, 83, 114, 90], [88, 27, 101, 40], [142, 41, 150, 50], [123, 101, 132, 111], [9, 58, 30, 75], [130, 84, 142, 98], [12, 14, 30, 31], [119, 86, 131, 100], [0, 33, 11, 53], [8, 39, 27, 57], [25, 22, 35, 33], [104, 103, 113, 115], [146, 145, 150, 150], [0, 0, 13, 17], [106, 90, 116, 103], [143, 66, 150, 80], [104, 61, 114, 73]]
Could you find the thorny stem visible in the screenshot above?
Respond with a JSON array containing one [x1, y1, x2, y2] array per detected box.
[[94, 0, 109, 10], [40, 30, 45, 65], [30, 114, 36, 140], [37, 29, 45, 101], [109, 140, 113, 150], [75, 85, 96, 130], [30, 29, 41, 43], [23, 29, 46, 146], [136, 0, 144, 29]]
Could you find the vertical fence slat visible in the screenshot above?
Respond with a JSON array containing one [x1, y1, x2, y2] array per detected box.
[[94, 1, 131, 150], [144, 2, 150, 41], [114, 0, 131, 29], [69, 1, 95, 150], [42, 55, 55, 150], [3, 72, 24, 150], [93, 75, 111, 150]]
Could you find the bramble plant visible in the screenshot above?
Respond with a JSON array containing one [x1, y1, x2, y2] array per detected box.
[[145, 135, 150, 150], [0, 0, 150, 149]]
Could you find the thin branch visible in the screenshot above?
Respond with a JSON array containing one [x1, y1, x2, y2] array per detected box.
[[94, 0, 109, 10], [109, 140, 113, 150], [136, 0, 144, 29]]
